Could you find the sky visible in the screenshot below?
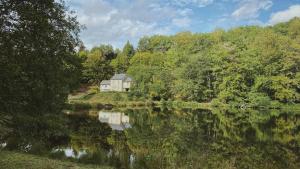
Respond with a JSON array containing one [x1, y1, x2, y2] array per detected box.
[[67, 0, 300, 49]]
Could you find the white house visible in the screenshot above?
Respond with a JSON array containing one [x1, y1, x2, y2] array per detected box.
[[99, 80, 111, 92], [100, 74, 132, 92]]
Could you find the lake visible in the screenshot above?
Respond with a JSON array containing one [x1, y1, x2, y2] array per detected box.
[[1, 107, 300, 169]]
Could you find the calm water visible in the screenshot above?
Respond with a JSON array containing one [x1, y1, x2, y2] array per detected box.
[[1, 108, 300, 169]]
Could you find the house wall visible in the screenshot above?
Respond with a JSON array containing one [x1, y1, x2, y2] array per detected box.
[[100, 84, 111, 92], [123, 81, 131, 89], [110, 80, 123, 91]]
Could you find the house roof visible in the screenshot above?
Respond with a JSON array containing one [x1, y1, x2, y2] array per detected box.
[[111, 74, 132, 81], [125, 77, 132, 82], [109, 124, 125, 131], [100, 80, 110, 85]]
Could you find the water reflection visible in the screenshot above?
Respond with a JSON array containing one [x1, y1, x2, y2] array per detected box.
[[98, 111, 131, 131], [53, 148, 87, 159], [1, 108, 300, 169]]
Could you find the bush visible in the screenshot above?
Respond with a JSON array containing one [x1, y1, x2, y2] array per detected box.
[[112, 93, 122, 101]]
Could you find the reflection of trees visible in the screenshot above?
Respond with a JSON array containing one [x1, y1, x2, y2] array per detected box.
[[68, 114, 112, 153], [67, 114, 112, 164], [3, 108, 299, 168], [211, 108, 300, 145], [0, 112, 11, 140], [67, 114, 131, 168], [4, 113, 70, 154], [3, 111, 131, 168], [108, 130, 131, 169], [125, 108, 300, 169]]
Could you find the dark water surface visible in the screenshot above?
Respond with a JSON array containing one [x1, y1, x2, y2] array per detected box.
[[1, 108, 300, 169]]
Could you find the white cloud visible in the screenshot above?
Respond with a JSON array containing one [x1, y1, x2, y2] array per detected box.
[[173, 0, 214, 7], [232, 0, 273, 20], [268, 5, 300, 25], [68, 0, 194, 48], [172, 17, 191, 28], [177, 8, 193, 16]]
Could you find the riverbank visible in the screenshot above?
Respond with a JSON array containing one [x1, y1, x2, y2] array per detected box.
[[68, 89, 211, 110], [68, 86, 300, 111], [0, 151, 112, 169]]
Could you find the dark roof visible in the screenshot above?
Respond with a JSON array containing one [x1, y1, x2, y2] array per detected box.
[[100, 80, 110, 85], [111, 74, 132, 81]]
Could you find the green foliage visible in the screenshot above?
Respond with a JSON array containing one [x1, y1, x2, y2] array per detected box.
[[123, 41, 135, 58], [0, 112, 11, 139], [125, 18, 300, 105], [0, 151, 113, 169], [110, 41, 135, 73], [0, 0, 82, 115], [81, 45, 116, 84], [124, 108, 300, 169], [127, 52, 173, 100], [138, 35, 173, 52]]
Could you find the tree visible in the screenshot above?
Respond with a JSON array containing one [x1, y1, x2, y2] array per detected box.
[[125, 18, 300, 104], [0, 0, 81, 115], [82, 45, 116, 83], [111, 41, 135, 73], [123, 41, 135, 58]]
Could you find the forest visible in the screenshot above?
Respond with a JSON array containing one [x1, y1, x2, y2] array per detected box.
[[79, 18, 300, 107]]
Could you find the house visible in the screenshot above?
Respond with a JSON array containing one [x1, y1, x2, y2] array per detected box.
[[98, 111, 131, 131], [99, 80, 111, 92], [100, 74, 132, 92]]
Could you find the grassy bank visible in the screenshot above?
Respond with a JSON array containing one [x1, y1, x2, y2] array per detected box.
[[0, 151, 112, 169], [68, 91, 154, 108], [68, 90, 211, 110], [68, 85, 212, 110], [68, 87, 300, 111]]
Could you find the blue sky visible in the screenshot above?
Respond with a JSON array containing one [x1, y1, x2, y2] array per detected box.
[[67, 0, 300, 49]]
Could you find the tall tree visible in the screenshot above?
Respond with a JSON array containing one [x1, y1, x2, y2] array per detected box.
[[123, 41, 135, 58], [0, 0, 81, 115], [82, 45, 116, 83], [111, 41, 135, 73]]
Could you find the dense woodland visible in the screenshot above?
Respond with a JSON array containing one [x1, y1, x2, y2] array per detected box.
[[79, 18, 300, 106]]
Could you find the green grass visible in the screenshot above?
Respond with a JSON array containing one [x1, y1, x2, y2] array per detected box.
[[0, 151, 113, 169], [156, 100, 212, 110], [68, 87, 155, 109], [68, 85, 211, 110], [69, 90, 130, 103]]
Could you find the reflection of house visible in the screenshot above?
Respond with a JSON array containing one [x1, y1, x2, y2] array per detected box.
[[100, 74, 132, 92], [98, 112, 131, 131]]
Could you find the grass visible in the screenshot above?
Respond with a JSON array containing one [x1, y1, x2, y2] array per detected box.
[[156, 100, 212, 110], [68, 86, 156, 109], [68, 85, 300, 111], [68, 85, 211, 110], [0, 151, 113, 169]]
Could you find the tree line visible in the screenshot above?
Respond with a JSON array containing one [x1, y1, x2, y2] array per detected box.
[[1, 0, 300, 123], [80, 18, 300, 106]]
